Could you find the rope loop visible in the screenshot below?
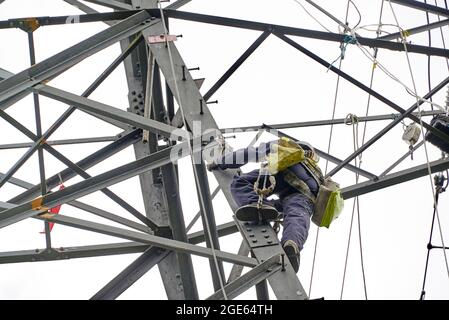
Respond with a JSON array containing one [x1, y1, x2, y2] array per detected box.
[[344, 113, 359, 125], [254, 175, 276, 196]]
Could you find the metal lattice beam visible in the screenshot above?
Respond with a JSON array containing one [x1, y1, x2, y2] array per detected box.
[[36, 213, 257, 267], [2, 1, 448, 301], [342, 157, 449, 199], [0, 10, 155, 104], [390, 0, 449, 18]]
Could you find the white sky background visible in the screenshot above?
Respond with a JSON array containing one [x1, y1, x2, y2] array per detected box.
[[0, 0, 449, 300]]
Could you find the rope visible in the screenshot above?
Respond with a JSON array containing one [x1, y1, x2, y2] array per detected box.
[[340, 112, 368, 299], [327, 34, 357, 72], [388, 0, 449, 282], [157, 2, 228, 299], [291, 0, 333, 33], [254, 163, 276, 201], [308, 0, 352, 299], [339, 0, 387, 300], [350, 26, 446, 112], [420, 173, 446, 300]]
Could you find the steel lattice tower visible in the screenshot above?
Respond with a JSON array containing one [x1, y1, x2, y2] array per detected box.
[[1, 0, 449, 300]]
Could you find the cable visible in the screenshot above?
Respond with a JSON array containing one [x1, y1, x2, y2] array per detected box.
[[349, 0, 362, 29], [291, 0, 334, 32], [420, 177, 442, 300], [340, 0, 387, 300], [157, 2, 228, 299], [353, 39, 446, 111], [308, 0, 352, 299], [341, 114, 368, 300], [334, 17, 447, 111], [387, 0, 449, 282]]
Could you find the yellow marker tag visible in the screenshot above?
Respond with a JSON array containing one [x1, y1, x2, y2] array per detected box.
[[38, 212, 55, 219], [401, 30, 410, 39], [31, 196, 48, 211], [23, 18, 40, 32]]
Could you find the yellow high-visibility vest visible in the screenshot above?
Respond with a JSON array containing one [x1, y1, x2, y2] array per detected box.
[[266, 137, 344, 228], [266, 137, 307, 175]]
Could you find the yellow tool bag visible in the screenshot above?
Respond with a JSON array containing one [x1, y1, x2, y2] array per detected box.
[[266, 137, 306, 175], [312, 177, 344, 228]]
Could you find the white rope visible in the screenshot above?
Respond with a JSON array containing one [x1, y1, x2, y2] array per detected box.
[[308, 0, 352, 299], [340, 114, 368, 299], [348, 23, 447, 112], [340, 1, 388, 300], [387, 0, 449, 281], [157, 2, 228, 299], [314, 5, 447, 113], [291, 0, 334, 33]]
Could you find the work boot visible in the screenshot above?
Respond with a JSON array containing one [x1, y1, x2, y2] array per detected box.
[[235, 203, 279, 222], [283, 240, 300, 273]]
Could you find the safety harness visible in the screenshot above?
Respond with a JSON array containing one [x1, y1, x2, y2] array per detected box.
[[264, 137, 344, 228]]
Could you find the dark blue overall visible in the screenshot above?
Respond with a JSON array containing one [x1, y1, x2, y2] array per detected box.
[[215, 141, 319, 251]]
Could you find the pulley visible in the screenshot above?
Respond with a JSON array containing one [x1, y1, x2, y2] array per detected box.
[[402, 123, 421, 160], [402, 123, 421, 146]]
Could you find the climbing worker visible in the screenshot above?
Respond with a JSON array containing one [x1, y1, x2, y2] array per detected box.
[[207, 136, 341, 273]]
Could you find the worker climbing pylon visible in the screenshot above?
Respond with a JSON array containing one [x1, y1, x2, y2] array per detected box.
[[208, 136, 343, 273]]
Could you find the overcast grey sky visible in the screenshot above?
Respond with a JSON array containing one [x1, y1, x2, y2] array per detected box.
[[1, 0, 449, 300]]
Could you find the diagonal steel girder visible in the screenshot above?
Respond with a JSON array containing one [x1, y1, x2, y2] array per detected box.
[[0, 10, 157, 104], [167, 0, 192, 10], [274, 33, 449, 178], [144, 21, 308, 300], [341, 157, 449, 199], [0, 107, 156, 227], [221, 110, 447, 132], [90, 246, 170, 300], [0, 242, 151, 264], [206, 254, 282, 300], [83, 0, 133, 10], [0, 110, 155, 228], [0, 35, 143, 193], [119, 1, 197, 299], [63, 0, 106, 17], [3, 172, 151, 233], [35, 85, 185, 140], [379, 18, 449, 41], [35, 213, 257, 267], [0, 137, 217, 228], [171, 30, 271, 128], [0, 136, 117, 150], [0, 221, 239, 264], [390, 0, 449, 18], [1, 9, 448, 57], [0, 67, 128, 129], [260, 124, 377, 180], [162, 9, 449, 58], [9, 129, 139, 204]]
